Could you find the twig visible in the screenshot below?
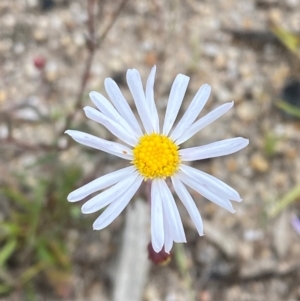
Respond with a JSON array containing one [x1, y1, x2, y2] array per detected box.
[[112, 199, 150, 301], [98, 0, 129, 45], [174, 244, 196, 301], [61, 0, 129, 137], [62, 0, 97, 135]]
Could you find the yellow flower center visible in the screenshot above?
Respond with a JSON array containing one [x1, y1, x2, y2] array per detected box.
[[133, 133, 180, 179]]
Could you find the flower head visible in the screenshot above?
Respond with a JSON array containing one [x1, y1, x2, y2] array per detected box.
[[65, 66, 249, 253]]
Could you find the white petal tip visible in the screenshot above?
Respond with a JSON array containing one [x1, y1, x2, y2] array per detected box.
[[68, 198, 79, 203], [127, 68, 136, 75], [174, 239, 187, 243], [177, 73, 190, 81], [67, 193, 76, 202], [93, 224, 101, 230], [83, 106, 92, 112], [152, 245, 162, 253], [234, 198, 243, 203], [164, 248, 171, 254], [202, 83, 211, 90], [81, 207, 89, 214], [64, 130, 71, 135], [89, 91, 98, 99], [104, 78, 113, 87]]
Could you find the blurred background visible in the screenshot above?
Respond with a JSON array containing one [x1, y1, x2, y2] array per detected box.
[[0, 0, 300, 300]]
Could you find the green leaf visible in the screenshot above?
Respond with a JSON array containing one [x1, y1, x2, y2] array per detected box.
[[268, 184, 300, 218], [20, 261, 49, 285], [36, 241, 56, 265], [271, 25, 300, 58], [47, 240, 70, 269], [263, 132, 281, 157], [0, 239, 17, 266], [0, 222, 20, 240], [276, 99, 300, 119], [0, 283, 12, 295], [0, 187, 31, 208]]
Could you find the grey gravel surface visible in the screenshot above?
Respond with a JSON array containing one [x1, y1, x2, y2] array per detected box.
[[1, 0, 300, 300]]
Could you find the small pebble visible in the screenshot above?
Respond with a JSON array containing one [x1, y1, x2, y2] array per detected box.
[[226, 158, 238, 172], [45, 62, 59, 82], [243, 229, 264, 241], [286, 0, 300, 8], [33, 29, 47, 42], [0, 90, 7, 103], [0, 39, 12, 52], [250, 153, 269, 172], [26, 0, 39, 8], [236, 102, 257, 122], [13, 42, 25, 54]]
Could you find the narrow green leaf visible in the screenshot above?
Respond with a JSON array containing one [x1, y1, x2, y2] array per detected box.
[[0, 239, 17, 266], [0, 187, 31, 208], [0, 283, 12, 294], [20, 261, 49, 284], [271, 25, 300, 57], [0, 222, 20, 239], [268, 184, 300, 218], [276, 99, 300, 118]]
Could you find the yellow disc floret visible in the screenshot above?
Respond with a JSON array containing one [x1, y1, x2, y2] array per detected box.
[[133, 133, 180, 179]]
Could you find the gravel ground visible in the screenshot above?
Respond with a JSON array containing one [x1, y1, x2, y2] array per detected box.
[[1, 0, 300, 300]]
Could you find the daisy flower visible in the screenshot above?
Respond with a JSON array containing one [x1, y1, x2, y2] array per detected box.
[[65, 66, 249, 253]]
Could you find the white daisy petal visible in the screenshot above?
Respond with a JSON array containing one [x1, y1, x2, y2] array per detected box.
[[89, 91, 137, 137], [93, 175, 143, 230], [171, 175, 204, 236], [81, 172, 139, 214], [158, 180, 186, 243], [163, 208, 173, 253], [146, 66, 159, 132], [163, 74, 190, 136], [176, 101, 234, 145], [89, 91, 121, 122], [180, 137, 249, 161], [104, 78, 143, 136], [178, 171, 236, 213], [151, 179, 164, 252], [126, 69, 153, 133], [67, 166, 136, 202], [84, 106, 138, 146], [170, 84, 211, 141], [180, 164, 242, 202], [65, 130, 133, 160]]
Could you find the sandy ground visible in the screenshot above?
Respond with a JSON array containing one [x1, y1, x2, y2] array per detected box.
[[0, 0, 300, 300]]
